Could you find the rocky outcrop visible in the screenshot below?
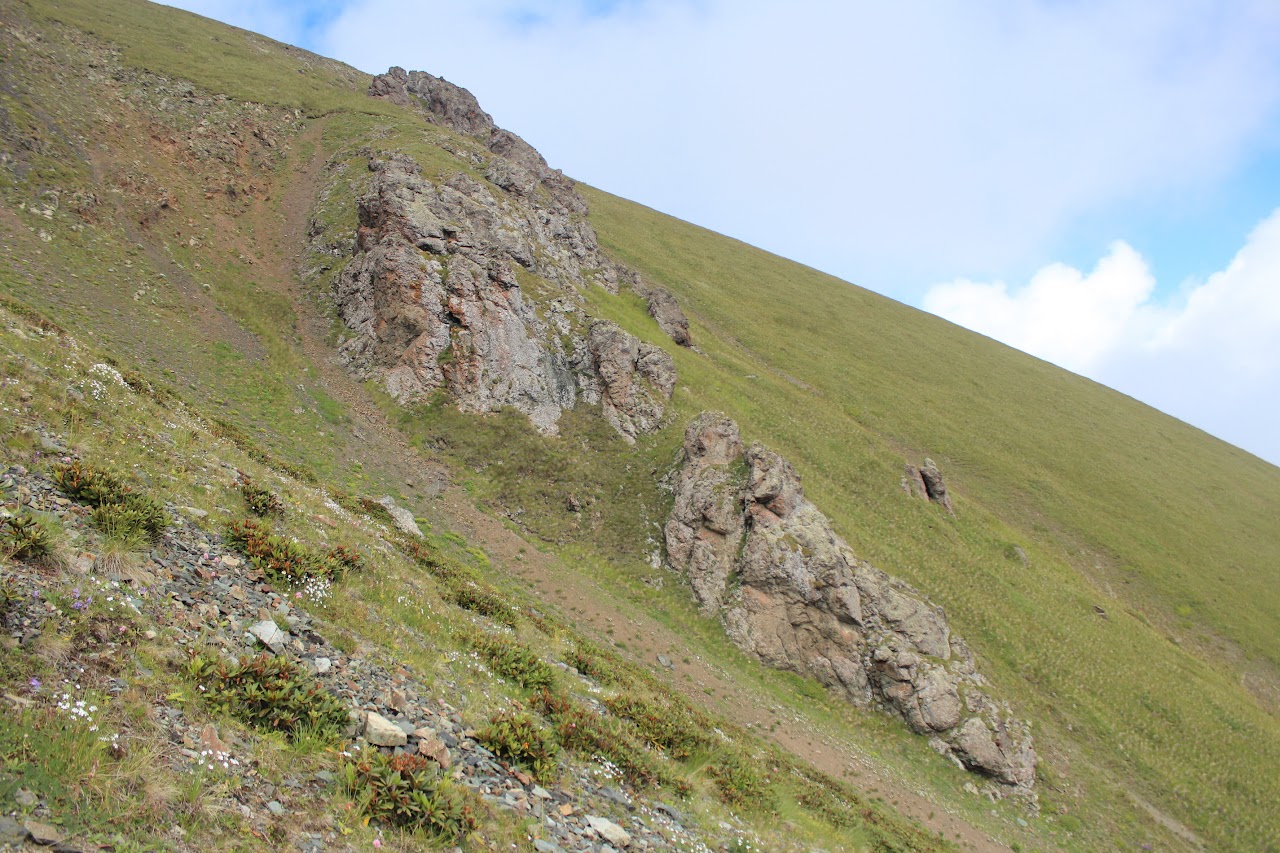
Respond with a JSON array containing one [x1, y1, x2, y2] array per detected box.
[[368, 67, 599, 262], [334, 154, 673, 437], [666, 414, 1035, 786], [586, 320, 676, 443], [335, 70, 690, 435], [903, 459, 954, 515]]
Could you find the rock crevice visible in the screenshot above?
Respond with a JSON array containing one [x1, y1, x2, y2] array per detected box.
[[665, 413, 1035, 786]]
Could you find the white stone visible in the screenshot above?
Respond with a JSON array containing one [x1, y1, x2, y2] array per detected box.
[[586, 816, 630, 847]]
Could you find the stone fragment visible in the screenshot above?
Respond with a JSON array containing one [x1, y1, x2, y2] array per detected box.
[[377, 496, 422, 537], [363, 711, 408, 747], [0, 816, 27, 845], [586, 816, 631, 847], [248, 619, 287, 653], [23, 820, 61, 845]]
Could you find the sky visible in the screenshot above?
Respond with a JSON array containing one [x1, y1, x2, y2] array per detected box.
[[167, 0, 1280, 465]]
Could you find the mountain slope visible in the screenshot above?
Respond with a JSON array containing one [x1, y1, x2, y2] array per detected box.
[[1, 1, 1277, 851]]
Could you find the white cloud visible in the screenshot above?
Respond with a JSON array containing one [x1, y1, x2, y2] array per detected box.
[[924, 209, 1280, 464], [923, 243, 1156, 373]]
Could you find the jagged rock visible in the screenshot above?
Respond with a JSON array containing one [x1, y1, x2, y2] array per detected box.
[[662, 413, 745, 610], [587, 320, 676, 443], [644, 286, 691, 347], [334, 150, 674, 439], [665, 413, 1035, 786], [368, 67, 590, 221], [370, 67, 493, 137], [920, 459, 954, 514], [343, 69, 694, 438], [904, 459, 955, 515]]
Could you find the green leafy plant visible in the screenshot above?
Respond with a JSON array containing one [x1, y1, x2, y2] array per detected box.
[[0, 575, 21, 624], [602, 692, 713, 760], [339, 751, 479, 841], [529, 689, 689, 795], [53, 462, 168, 541], [466, 631, 557, 691], [707, 752, 773, 809], [186, 653, 349, 742], [224, 518, 333, 583], [448, 582, 518, 627], [477, 709, 559, 781], [563, 640, 623, 685], [89, 499, 165, 546], [239, 476, 284, 517], [324, 544, 364, 573], [397, 535, 480, 585], [1, 512, 57, 561]]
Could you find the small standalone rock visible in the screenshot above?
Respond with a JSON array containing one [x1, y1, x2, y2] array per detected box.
[[248, 619, 288, 653], [363, 711, 408, 747], [23, 820, 62, 845], [377, 496, 422, 537], [586, 816, 631, 848]]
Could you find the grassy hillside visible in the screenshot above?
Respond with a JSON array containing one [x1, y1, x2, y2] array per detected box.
[[0, 0, 1277, 851], [580, 187, 1280, 848]]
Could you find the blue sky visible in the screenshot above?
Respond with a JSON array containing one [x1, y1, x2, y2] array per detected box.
[[166, 0, 1280, 464]]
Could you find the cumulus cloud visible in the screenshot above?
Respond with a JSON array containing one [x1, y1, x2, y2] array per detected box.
[[924, 209, 1280, 464], [923, 243, 1156, 373]]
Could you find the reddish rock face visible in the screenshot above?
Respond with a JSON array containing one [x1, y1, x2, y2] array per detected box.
[[665, 412, 1036, 787], [335, 70, 691, 436]]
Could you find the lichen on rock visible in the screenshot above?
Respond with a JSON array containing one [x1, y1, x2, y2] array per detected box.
[[665, 413, 1036, 786]]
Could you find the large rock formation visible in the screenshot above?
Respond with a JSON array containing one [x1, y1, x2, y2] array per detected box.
[[665, 413, 1036, 786], [368, 67, 692, 347], [332, 70, 687, 436]]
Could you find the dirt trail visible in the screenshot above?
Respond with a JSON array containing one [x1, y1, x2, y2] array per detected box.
[[261, 120, 1010, 853]]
